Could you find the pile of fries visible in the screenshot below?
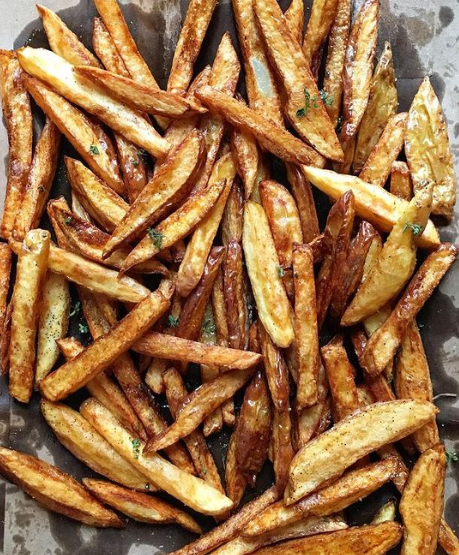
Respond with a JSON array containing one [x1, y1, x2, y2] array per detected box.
[[0, 0, 458, 552]]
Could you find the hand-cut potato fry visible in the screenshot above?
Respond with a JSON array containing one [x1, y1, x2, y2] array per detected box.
[[18, 48, 169, 158], [371, 501, 396, 524], [224, 240, 249, 351], [176, 152, 236, 297], [40, 283, 172, 401], [145, 367, 255, 453], [9, 230, 50, 403], [232, 119, 259, 200], [196, 86, 324, 167], [121, 179, 227, 273], [41, 400, 154, 491], [362, 243, 458, 375], [81, 398, 233, 516], [354, 42, 398, 172], [359, 112, 408, 187], [245, 458, 398, 537], [284, 0, 304, 45], [272, 408, 294, 493], [0, 244, 12, 333], [225, 430, 247, 509], [0, 50, 33, 239], [405, 76, 457, 220], [391, 161, 413, 201], [322, 0, 352, 126], [243, 201, 294, 348], [286, 400, 438, 504], [302, 166, 440, 249], [302, 0, 340, 74], [222, 180, 245, 246], [35, 273, 70, 385], [439, 522, 459, 555], [254, 0, 342, 161], [0, 445, 123, 527], [342, 186, 433, 326], [133, 332, 262, 370], [286, 164, 319, 243], [334, 136, 356, 175], [0, 302, 12, 375], [231, 0, 283, 126], [83, 479, 202, 533], [341, 0, 379, 141], [259, 320, 290, 411], [92, 17, 128, 74], [400, 445, 445, 555]]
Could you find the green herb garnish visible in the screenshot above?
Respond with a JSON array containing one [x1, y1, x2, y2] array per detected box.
[[167, 315, 180, 328], [296, 88, 319, 117], [403, 222, 423, 236], [277, 266, 285, 278], [319, 90, 334, 106], [202, 317, 216, 337], [89, 144, 100, 155], [446, 451, 458, 464], [132, 158, 140, 167], [147, 228, 164, 250], [64, 216, 73, 226], [78, 323, 89, 334], [70, 301, 81, 317], [132, 438, 141, 459]]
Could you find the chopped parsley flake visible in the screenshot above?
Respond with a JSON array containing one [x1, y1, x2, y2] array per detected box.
[[147, 228, 164, 250], [70, 301, 81, 317], [319, 90, 334, 106], [78, 323, 89, 334], [403, 222, 423, 236], [167, 315, 180, 328], [277, 266, 285, 278], [202, 317, 216, 337], [89, 144, 100, 155], [446, 451, 458, 464], [132, 438, 141, 459], [296, 88, 319, 117], [64, 216, 73, 226]]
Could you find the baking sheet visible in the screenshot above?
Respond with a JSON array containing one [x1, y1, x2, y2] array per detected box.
[[0, 0, 458, 553]]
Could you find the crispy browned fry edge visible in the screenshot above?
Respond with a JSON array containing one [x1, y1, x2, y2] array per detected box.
[[259, 322, 290, 411], [222, 180, 245, 246], [223, 240, 248, 351], [390, 161, 413, 201], [0, 50, 33, 240], [302, 0, 340, 74], [0, 445, 124, 527], [286, 164, 319, 244], [231, 116, 259, 200], [284, 0, 304, 44], [0, 244, 12, 333], [272, 408, 294, 494], [0, 302, 12, 376], [225, 429, 247, 509]]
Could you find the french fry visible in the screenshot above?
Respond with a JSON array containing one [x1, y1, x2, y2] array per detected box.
[[259, 322, 290, 411], [286, 400, 438, 504], [0, 244, 12, 333], [342, 186, 433, 326], [400, 445, 445, 555], [0, 303, 12, 375], [35, 273, 70, 385], [224, 240, 249, 351], [40, 283, 173, 401], [286, 164, 319, 244], [284, 0, 304, 45], [362, 243, 458, 376], [254, 0, 342, 161], [0, 445, 123, 527], [176, 152, 236, 297], [222, 180, 245, 246], [145, 358, 167, 395], [0, 50, 33, 239], [41, 400, 154, 491], [243, 201, 294, 348], [196, 86, 325, 167], [81, 398, 233, 516], [302, 166, 440, 249], [18, 47, 169, 157], [405, 76, 456, 220], [390, 161, 413, 201], [439, 523, 459, 555], [272, 408, 294, 493], [231, 124, 259, 201], [225, 430, 247, 510], [120, 179, 227, 274], [334, 136, 356, 175], [371, 501, 396, 524], [354, 42, 398, 172], [9, 230, 50, 403], [83, 479, 202, 533], [359, 112, 408, 187], [341, 0, 379, 141]]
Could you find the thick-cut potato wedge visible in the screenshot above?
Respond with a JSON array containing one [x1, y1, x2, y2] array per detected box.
[[286, 164, 319, 243], [286, 400, 438, 504], [400, 445, 445, 555], [259, 321, 290, 411], [81, 398, 233, 516], [272, 408, 294, 493], [354, 42, 398, 172], [359, 112, 408, 187], [9, 230, 50, 403], [243, 201, 294, 348], [0, 245, 12, 333], [224, 240, 249, 351], [145, 367, 255, 453], [0, 50, 33, 239], [232, 122, 259, 201], [395, 321, 439, 452], [341, 0, 379, 141], [196, 86, 324, 167], [176, 153, 236, 297], [121, 180, 227, 273], [342, 187, 433, 326], [35, 273, 70, 385], [391, 161, 413, 201], [405, 76, 456, 220], [371, 501, 396, 524], [225, 430, 247, 509], [302, 166, 440, 249], [285, 0, 304, 44], [40, 284, 172, 401], [18, 48, 169, 157], [0, 445, 123, 527], [92, 17, 128, 75], [222, 180, 245, 246], [254, 0, 342, 161], [83, 479, 201, 533], [41, 400, 154, 491], [362, 244, 458, 375]]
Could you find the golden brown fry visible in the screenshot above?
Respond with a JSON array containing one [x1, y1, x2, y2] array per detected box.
[[400, 445, 445, 555], [405, 76, 456, 220], [354, 42, 398, 172], [224, 240, 249, 351], [439, 522, 459, 555], [286, 400, 438, 504], [225, 430, 247, 510], [362, 244, 458, 376], [272, 408, 294, 493], [284, 0, 304, 44], [286, 164, 319, 243], [0, 244, 12, 333], [371, 501, 396, 524], [0, 303, 12, 376], [259, 323, 290, 411], [341, 0, 379, 141], [9, 230, 50, 402], [303, 0, 340, 74], [390, 161, 413, 201], [222, 180, 245, 246], [232, 125, 259, 200], [0, 50, 33, 239]]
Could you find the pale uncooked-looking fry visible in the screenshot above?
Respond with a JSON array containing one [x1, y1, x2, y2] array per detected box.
[[371, 501, 396, 525], [362, 244, 458, 376], [286, 400, 438, 504], [81, 398, 233, 515], [0, 244, 12, 333], [0, 446, 123, 528], [0, 50, 33, 239], [341, 0, 379, 141], [286, 164, 319, 243], [406, 76, 456, 220], [302, 166, 440, 249], [285, 0, 304, 45], [9, 230, 50, 403], [354, 42, 398, 172], [391, 161, 413, 200], [18, 47, 169, 157], [400, 446, 445, 555]]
